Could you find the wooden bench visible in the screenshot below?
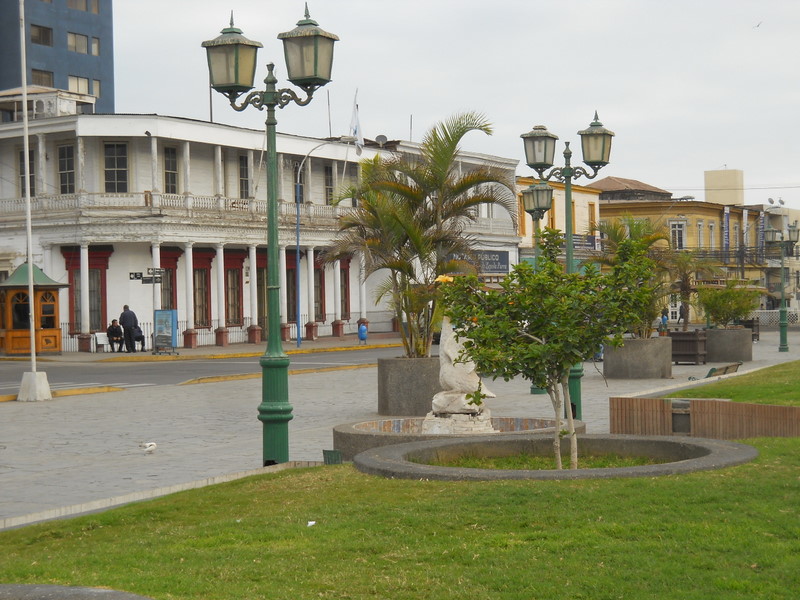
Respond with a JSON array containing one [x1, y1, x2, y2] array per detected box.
[[688, 361, 742, 380]]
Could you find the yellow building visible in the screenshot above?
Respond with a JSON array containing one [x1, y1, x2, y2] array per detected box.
[[589, 175, 800, 320]]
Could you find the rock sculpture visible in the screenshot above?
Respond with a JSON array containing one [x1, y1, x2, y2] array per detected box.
[[431, 316, 495, 415]]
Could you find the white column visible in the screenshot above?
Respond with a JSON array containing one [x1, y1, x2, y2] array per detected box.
[[279, 245, 288, 325], [79, 242, 90, 334], [184, 242, 194, 330], [276, 153, 285, 200], [359, 252, 368, 321], [151, 242, 161, 311], [149, 134, 159, 191], [215, 243, 226, 329], [305, 246, 315, 324], [333, 259, 342, 321], [214, 145, 223, 196], [182, 140, 191, 195], [42, 243, 52, 274], [249, 244, 258, 327], [36, 133, 46, 196], [76, 136, 85, 192], [247, 150, 255, 198]]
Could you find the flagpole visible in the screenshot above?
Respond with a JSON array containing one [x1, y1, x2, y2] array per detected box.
[[17, 0, 52, 401]]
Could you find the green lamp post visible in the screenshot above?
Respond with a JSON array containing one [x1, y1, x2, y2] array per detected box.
[[203, 7, 339, 465], [765, 224, 799, 353], [522, 182, 553, 396], [520, 113, 615, 419]]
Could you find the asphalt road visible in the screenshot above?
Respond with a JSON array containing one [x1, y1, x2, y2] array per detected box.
[[0, 347, 406, 395]]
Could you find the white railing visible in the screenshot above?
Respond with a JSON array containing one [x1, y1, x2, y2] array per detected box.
[[748, 309, 800, 328]]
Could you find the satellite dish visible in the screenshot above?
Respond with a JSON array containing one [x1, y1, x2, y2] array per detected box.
[[375, 134, 387, 148]]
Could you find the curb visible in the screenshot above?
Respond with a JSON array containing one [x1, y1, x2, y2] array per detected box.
[[180, 362, 377, 385], [0, 461, 324, 531]]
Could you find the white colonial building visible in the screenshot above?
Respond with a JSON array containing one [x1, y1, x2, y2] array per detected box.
[[0, 87, 520, 352]]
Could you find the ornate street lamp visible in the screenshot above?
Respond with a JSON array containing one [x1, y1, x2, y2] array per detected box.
[[765, 224, 799, 352], [521, 181, 554, 270], [520, 112, 615, 419], [203, 6, 339, 465]]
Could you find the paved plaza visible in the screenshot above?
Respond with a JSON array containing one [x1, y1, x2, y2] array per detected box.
[[1, 330, 796, 530]]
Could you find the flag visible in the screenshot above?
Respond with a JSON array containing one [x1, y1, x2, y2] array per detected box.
[[349, 90, 364, 155]]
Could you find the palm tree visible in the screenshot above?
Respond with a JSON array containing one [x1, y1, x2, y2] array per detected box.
[[663, 249, 720, 331], [590, 214, 670, 268], [589, 215, 669, 337], [326, 112, 517, 357]]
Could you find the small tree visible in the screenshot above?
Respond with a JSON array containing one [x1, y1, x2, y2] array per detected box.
[[440, 230, 655, 469], [697, 281, 761, 328]]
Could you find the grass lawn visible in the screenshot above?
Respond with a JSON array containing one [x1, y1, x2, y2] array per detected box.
[[666, 360, 800, 405], [1, 437, 799, 599]]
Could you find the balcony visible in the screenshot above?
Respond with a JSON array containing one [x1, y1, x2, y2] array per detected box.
[[0, 191, 350, 227]]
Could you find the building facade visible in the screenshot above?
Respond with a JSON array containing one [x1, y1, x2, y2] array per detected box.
[[0, 88, 520, 351], [0, 0, 114, 114], [591, 175, 800, 320]]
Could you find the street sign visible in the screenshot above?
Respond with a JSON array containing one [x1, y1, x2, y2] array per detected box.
[[147, 267, 165, 275], [129, 272, 142, 280], [142, 276, 162, 284]]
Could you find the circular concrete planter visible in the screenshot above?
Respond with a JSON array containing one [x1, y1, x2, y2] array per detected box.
[[603, 337, 672, 379], [333, 416, 586, 461], [377, 356, 441, 416], [705, 328, 752, 362], [353, 434, 758, 481]]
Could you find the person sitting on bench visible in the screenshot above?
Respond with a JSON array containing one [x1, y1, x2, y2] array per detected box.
[[133, 325, 147, 352], [106, 319, 124, 352]]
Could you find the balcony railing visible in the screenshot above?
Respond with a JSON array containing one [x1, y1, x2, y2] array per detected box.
[[0, 191, 351, 223]]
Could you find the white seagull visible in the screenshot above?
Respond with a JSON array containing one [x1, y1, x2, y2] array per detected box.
[[140, 442, 157, 454]]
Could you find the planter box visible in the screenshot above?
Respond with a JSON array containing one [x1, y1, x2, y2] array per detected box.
[[705, 328, 752, 362], [668, 329, 707, 364], [603, 337, 672, 379], [377, 356, 441, 416]]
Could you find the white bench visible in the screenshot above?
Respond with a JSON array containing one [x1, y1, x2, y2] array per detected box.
[[94, 332, 110, 352]]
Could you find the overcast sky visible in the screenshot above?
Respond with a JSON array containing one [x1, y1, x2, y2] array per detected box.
[[114, 0, 800, 208]]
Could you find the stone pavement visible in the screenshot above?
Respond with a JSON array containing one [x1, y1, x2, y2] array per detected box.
[[1, 330, 796, 530]]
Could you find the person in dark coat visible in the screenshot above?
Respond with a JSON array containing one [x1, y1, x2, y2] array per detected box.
[[133, 325, 146, 352], [119, 304, 139, 352], [106, 319, 124, 352], [677, 303, 688, 325]]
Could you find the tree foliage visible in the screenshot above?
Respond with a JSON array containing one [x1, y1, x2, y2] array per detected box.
[[663, 250, 720, 330], [589, 214, 667, 337], [440, 229, 656, 469], [697, 281, 761, 328]]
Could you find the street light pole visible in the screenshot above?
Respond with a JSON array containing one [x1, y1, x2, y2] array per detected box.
[[765, 224, 798, 353], [521, 113, 615, 420], [294, 137, 355, 348], [203, 9, 339, 465]]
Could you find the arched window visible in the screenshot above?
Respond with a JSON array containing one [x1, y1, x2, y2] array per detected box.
[[11, 291, 29, 329], [39, 291, 57, 329]]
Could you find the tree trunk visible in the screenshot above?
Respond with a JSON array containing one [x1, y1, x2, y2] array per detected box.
[[548, 383, 563, 470], [561, 374, 578, 469]]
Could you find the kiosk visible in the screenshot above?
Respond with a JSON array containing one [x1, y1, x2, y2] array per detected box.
[[0, 263, 68, 355]]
